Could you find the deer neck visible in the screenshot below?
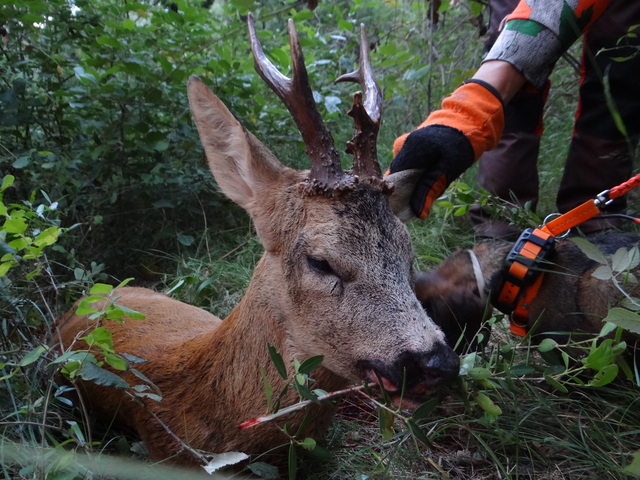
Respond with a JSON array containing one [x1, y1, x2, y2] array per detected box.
[[179, 254, 346, 452]]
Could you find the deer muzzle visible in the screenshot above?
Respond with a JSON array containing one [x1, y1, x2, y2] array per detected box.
[[357, 343, 460, 408]]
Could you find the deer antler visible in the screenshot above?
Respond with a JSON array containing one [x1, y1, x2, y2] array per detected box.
[[247, 14, 346, 194], [336, 25, 383, 179]]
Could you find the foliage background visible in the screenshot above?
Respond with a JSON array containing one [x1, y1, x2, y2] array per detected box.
[[1, 0, 639, 478]]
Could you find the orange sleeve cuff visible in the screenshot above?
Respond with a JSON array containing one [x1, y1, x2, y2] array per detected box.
[[420, 82, 504, 160], [392, 82, 504, 160]]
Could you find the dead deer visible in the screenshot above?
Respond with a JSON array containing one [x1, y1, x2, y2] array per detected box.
[[56, 16, 459, 467]]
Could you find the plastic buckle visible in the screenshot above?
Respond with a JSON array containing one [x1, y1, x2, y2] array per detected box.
[[494, 228, 555, 313], [503, 228, 555, 288]]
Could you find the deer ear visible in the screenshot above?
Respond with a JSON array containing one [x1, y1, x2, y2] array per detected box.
[[187, 76, 285, 211], [386, 169, 422, 222]]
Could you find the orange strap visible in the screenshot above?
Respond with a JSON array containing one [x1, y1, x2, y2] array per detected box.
[[540, 199, 601, 237], [499, 172, 640, 336], [510, 273, 545, 337], [494, 228, 555, 337]]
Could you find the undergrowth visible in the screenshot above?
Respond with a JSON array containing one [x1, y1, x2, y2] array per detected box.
[[2, 0, 640, 479]]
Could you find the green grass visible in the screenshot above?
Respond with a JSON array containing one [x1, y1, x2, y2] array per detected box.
[[2, 2, 640, 479]]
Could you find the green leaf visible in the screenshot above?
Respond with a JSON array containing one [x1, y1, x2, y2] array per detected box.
[[0, 175, 14, 192], [475, 392, 502, 421], [294, 411, 314, 437], [268, 344, 288, 380], [12, 157, 30, 169], [544, 370, 569, 393], [0, 262, 12, 277], [288, 443, 297, 480], [592, 265, 613, 281], [96, 35, 122, 49], [469, 0, 483, 16], [78, 362, 129, 389], [51, 351, 96, 365], [297, 355, 324, 375], [293, 382, 319, 402], [115, 277, 135, 289], [110, 305, 146, 320], [378, 407, 395, 440], [33, 227, 60, 248], [90, 283, 113, 295], [459, 352, 478, 375], [611, 247, 634, 273], [248, 462, 280, 479], [3, 216, 27, 234], [299, 437, 316, 451], [405, 418, 430, 446], [603, 307, 640, 334], [623, 450, 640, 476], [104, 353, 128, 371], [82, 326, 114, 350], [18, 345, 48, 366], [589, 364, 619, 387], [603, 69, 628, 137], [571, 237, 608, 264], [122, 18, 136, 30], [411, 398, 439, 420], [292, 10, 314, 22], [510, 365, 535, 376], [538, 338, 558, 353], [468, 367, 492, 380], [583, 339, 614, 371], [177, 234, 194, 246], [599, 321, 619, 338], [338, 18, 353, 31]]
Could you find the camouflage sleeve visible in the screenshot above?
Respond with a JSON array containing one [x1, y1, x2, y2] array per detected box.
[[483, 0, 611, 88]]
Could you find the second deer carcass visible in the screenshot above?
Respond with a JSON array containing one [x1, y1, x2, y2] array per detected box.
[[56, 16, 459, 467]]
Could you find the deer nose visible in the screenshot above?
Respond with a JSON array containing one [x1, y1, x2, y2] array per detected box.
[[358, 343, 460, 395], [414, 342, 460, 388]]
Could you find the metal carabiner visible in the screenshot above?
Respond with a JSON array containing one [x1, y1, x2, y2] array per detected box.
[[594, 189, 613, 207]]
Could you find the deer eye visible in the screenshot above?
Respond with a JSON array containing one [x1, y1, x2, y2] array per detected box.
[[307, 256, 336, 276]]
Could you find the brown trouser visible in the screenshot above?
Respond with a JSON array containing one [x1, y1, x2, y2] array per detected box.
[[471, 0, 640, 239]]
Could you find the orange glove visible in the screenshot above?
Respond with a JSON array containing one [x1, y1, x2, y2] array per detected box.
[[389, 80, 504, 219]]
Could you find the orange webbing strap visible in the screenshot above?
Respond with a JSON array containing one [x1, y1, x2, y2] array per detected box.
[[510, 273, 545, 337], [541, 172, 640, 236], [495, 228, 554, 310], [494, 228, 555, 336], [540, 199, 601, 237]]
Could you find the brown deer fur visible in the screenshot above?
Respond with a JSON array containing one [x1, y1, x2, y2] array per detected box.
[[416, 232, 640, 355], [56, 75, 459, 466]]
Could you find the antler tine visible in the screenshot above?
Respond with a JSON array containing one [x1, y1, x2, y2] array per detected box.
[[247, 14, 345, 193], [336, 24, 382, 179]]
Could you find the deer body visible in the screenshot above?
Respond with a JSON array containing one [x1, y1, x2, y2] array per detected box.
[[57, 18, 458, 466]]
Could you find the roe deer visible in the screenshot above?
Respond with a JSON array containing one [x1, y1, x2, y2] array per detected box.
[[57, 15, 459, 467]]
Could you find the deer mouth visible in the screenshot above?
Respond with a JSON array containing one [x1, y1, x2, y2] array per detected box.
[[362, 368, 439, 410], [358, 347, 460, 410]]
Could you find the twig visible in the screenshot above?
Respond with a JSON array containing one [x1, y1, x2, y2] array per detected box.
[[127, 392, 209, 466], [355, 386, 406, 418], [239, 382, 377, 430]]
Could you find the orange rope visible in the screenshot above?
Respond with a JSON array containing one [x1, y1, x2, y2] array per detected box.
[[608, 172, 640, 200]]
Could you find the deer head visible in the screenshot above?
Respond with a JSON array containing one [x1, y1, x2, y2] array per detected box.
[[187, 15, 459, 406]]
